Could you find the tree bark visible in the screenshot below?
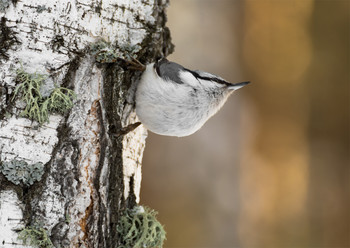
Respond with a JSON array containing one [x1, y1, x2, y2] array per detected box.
[[0, 0, 173, 247]]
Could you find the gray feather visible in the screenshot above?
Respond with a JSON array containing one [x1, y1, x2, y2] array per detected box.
[[155, 58, 185, 84]]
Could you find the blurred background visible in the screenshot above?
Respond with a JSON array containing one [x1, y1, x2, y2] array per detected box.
[[141, 0, 349, 247]]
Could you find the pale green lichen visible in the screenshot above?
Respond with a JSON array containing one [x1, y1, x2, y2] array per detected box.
[[18, 224, 54, 248], [13, 69, 47, 123], [36, 5, 47, 13], [46, 87, 76, 114], [117, 206, 166, 248], [12, 68, 76, 124], [0, 0, 10, 13], [119, 43, 142, 57], [91, 41, 121, 63], [91, 40, 141, 63], [0, 159, 44, 186]]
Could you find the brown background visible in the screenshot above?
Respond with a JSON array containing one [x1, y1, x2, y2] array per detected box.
[[141, 1, 349, 247]]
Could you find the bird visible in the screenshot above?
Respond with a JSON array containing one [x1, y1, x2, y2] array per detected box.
[[134, 58, 250, 137]]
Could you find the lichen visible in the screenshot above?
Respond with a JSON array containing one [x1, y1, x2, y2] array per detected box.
[[0, 159, 45, 186], [12, 67, 76, 124], [46, 87, 76, 114], [91, 40, 120, 63], [117, 206, 166, 248], [13, 69, 48, 123], [0, 0, 10, 12], [18, 223, 54, 248], [36, 5, 47, 13], [91, 40, 141, 63]]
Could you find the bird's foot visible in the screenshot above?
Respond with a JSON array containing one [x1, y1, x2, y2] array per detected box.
[[119, 57, 146, 71], [113, 122, 142, 137]]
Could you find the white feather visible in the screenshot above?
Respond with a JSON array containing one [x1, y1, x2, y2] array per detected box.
[[135, 63, 239, 137]]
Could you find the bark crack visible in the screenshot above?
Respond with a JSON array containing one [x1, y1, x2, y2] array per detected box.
[[0, 0, 174, 246]]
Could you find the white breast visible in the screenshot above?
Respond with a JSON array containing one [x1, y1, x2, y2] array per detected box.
[[135, 64, 229, 137]]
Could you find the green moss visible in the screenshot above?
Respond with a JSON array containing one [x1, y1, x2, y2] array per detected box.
[[18, 224, 53, 248], [12, 67, 76, 124], [117, 206, 166, 248], [0, 159, 44, 186], [47, 87, 76, 114], [13, 69, 47, 123], [90, 40, 117, 63]]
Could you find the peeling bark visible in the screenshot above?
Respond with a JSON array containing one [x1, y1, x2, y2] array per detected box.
[[0, 0, 173, 247]]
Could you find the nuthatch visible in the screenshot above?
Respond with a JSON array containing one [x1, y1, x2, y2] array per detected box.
[[131, 58, 250, 137]]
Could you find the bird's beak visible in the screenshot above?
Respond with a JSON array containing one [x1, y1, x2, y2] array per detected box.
[[228, 81, 251, 90]]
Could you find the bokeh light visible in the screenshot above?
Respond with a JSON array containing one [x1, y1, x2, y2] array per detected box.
[[141, 0, 349, 247]]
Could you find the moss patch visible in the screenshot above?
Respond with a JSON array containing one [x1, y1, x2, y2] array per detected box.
[[18, 224, 53, 248], [117, 206, 166, 248], [12, 67, 76, 124], [0, 159, 44, 186], [91, 40, 141, 63]]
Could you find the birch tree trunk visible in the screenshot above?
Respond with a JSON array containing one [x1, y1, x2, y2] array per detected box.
[[0, 0, 173, 247]]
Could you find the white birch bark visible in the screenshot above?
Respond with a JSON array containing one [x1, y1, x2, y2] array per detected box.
[[0, 0, 173, 247]]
